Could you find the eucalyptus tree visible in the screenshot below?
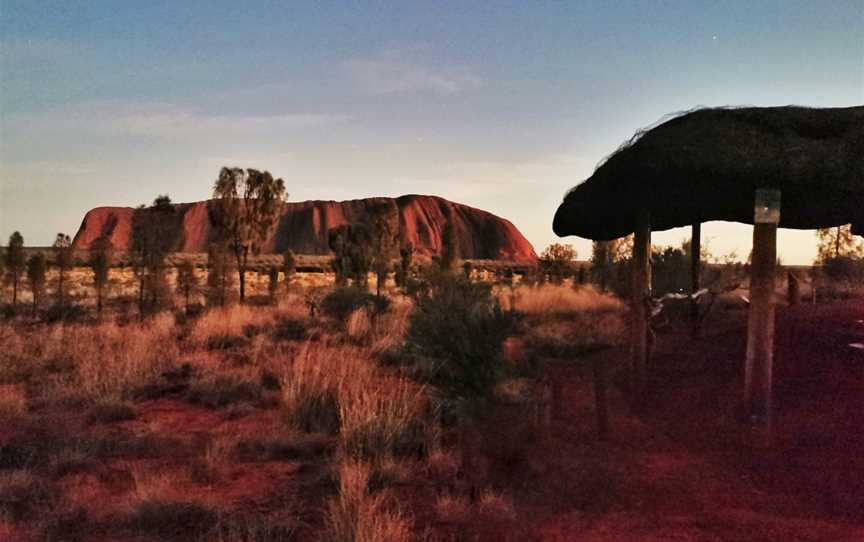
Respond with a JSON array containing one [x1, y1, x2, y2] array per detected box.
[[6, 231, 25, 307], [368, 201, 399, 296], [176, 259, 198, 314], [89, 237, 112, 315], [26, 253, 46, 311], [210, 168, 286, 303], [131, 196, 176, 316], [52, 233, 73, 306]]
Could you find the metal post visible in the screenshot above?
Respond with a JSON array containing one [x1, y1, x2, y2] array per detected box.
[[745, 189, 780, 430], [631, 209, 652, 401]]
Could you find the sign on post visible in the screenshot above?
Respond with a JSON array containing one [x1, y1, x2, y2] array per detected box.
[[754, 188, 781, 224]]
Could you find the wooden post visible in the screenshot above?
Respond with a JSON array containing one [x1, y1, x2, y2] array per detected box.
[[745, 189, 780, 429], [690, 222, 702, 331], [631, 209, 652, 401]]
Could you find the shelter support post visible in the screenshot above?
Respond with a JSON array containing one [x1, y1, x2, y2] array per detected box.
[[690, 222, 702, 334], [745, 189, 780, 430], [631, 209, 652, 401]]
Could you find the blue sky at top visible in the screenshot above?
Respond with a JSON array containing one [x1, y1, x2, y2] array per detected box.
[[1, 1, 862, 262]]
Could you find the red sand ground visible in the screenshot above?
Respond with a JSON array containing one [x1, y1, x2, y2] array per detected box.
[[4, 300, 864, 541], [518, 300, 864, 541]]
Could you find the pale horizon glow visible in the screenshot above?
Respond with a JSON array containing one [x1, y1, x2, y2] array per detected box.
[[2, 1, 862, 264]]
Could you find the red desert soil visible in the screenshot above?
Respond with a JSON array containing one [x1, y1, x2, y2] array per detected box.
[[71, 194, 538, 262], [518, 299, 864, 541]]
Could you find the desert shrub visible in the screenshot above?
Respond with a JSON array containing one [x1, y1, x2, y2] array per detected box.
[[42, 303, 88, 324], [259, 370, 281, 391], [285, 386, 340, 434], [406, 272, 513, 400], [38, 505, 90, 542], [48, 445, 99, 479], [272, 317, 308, 341], [208, 513, 301, 541], [821, 256, 864, 282], [435, 493, 470, 525], [321, 287, 389, 322], [187, 374, 263, 409], [0, 385, 27, 419], [476, 489, 517, 522], [0, 470, 56, 520], [123, 500, 217, 540], [206, 334, 250, 351], [326, 460, 412, 542], [234, 435, 330, 462], [86, 400, 137, 424]]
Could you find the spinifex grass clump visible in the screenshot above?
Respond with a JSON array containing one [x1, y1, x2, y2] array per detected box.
[[281, 342, 429, 459], [326, 460, 412, 542], [405, 270, 514, 401]]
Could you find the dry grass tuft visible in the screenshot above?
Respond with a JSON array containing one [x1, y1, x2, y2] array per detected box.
[[346, 308, 374, 343], [0, 470, 56, 521], [71, 313, 179, 399], [501, 284, 623, 315], [326, 460, 412, 542], [0, 385, 27, 420], [280, 342, 428, 458], [424, 449, 460, 481], [476, 489, 517, 522], [191, 305, 276, 345], [434, 493, 470, 525]]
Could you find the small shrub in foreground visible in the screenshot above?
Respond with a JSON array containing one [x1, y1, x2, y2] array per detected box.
[[208, 513, 301, 541], [187, 375, 263, 409], [0, 386, 27, 419], [406, 272, 513, 401], [86, 400, 137, 424], [123, 500, 217, 540], [0, 470, 56, 521], [321, 287, 389, 322]]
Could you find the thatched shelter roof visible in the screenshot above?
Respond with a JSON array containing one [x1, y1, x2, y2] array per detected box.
[[553, 106, 864, 240]]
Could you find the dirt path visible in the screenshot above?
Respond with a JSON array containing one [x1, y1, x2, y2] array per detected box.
[[522, 301, 864, 541]]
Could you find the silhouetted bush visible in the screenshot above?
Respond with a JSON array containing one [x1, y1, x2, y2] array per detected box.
[[0, 470, 57, 521], [86, 400, 137, 424], [822, 256, 864, 283], [272, 317, 308, 342], [42, 303, 88, 324], [186, 376, 263, 409], [321, 287, 389, 322], [123, 500, 217, 540]]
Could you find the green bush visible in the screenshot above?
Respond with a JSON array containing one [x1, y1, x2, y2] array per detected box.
[[405, 271, 513, 400], [321, 287, 389, 322]]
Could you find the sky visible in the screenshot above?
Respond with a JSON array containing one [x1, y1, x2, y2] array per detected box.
[[1, 1, 862, 263]]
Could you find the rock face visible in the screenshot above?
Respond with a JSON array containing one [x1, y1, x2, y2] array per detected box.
[[72, 195, 537, 262]]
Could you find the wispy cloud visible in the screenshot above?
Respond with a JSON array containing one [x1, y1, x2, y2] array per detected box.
[[342, 49, 483, 96], [2, 101, 351, 139]]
